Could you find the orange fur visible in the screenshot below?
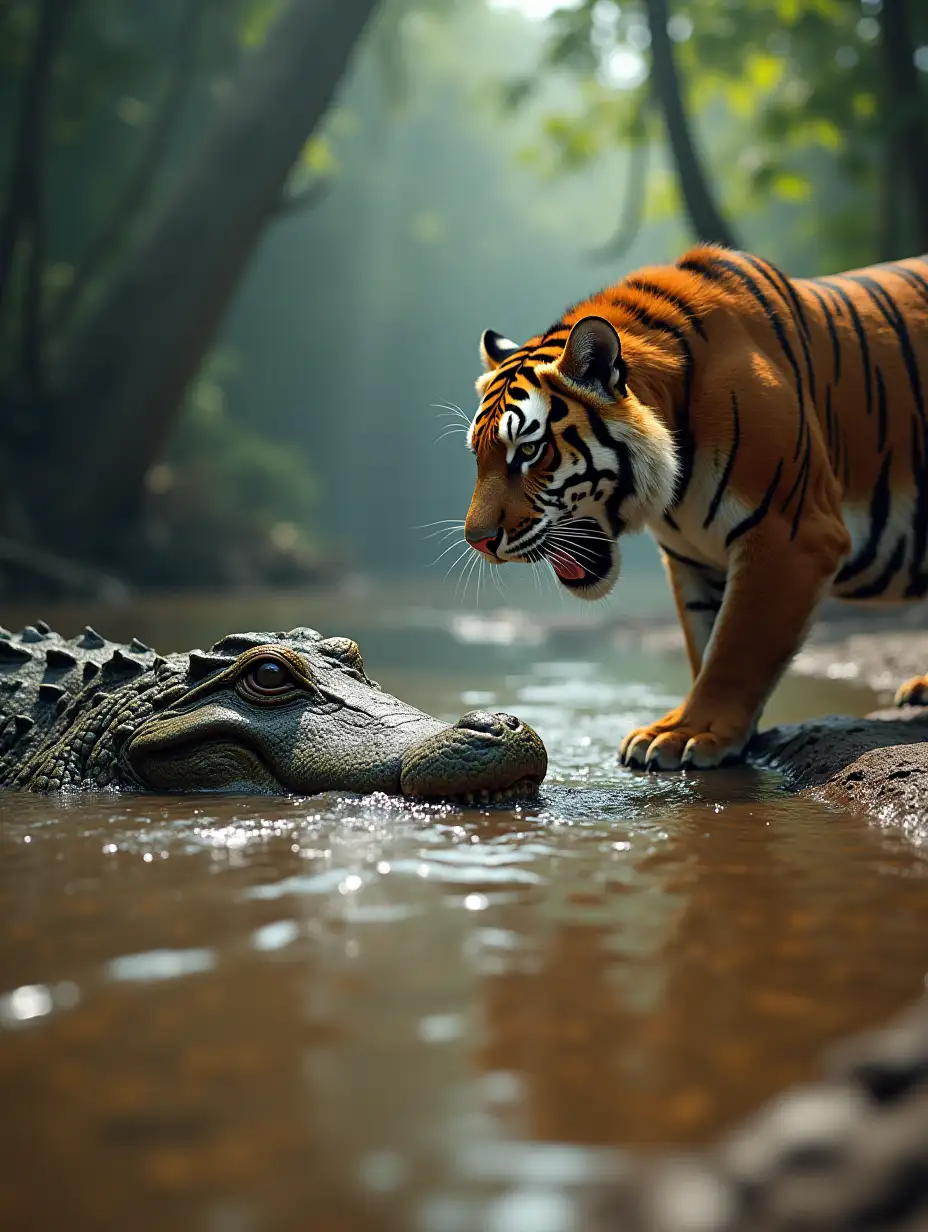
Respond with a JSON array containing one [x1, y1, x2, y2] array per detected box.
[[463, 245, 928, 769]]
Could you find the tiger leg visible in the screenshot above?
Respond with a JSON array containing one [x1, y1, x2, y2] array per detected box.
[[661, 552, 726, 680], [895, 676, 928, 707], [621, 523, 845, 770]]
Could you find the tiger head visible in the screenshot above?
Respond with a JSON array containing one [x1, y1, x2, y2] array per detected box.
[[464, 315, 679, 600]]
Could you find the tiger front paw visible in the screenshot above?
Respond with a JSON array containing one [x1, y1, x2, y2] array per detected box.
[[894, 674, 928, 707], [619, 707, 749, 771]]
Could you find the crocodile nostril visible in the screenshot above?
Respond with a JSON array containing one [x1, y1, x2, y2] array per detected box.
[[456, 710, 505, 737], [496, 712, 521, 731]]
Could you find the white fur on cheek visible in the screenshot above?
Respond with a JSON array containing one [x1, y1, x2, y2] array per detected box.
[[608, 412, 678, 530]]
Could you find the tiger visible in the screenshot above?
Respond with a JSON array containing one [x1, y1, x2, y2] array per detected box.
[[462, 244, 928, 770]]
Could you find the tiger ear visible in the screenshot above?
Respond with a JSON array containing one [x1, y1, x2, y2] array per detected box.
[[480, 329, 520, 372], [554, 316, 627, 401]]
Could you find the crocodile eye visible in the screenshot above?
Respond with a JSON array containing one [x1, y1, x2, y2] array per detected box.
[[248, 660, 294, 694]]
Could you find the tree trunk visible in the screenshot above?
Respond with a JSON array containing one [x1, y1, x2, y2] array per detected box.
[[33, 0, 379, 550], [644, 0, 740, 248], [0, 0, 74, 319], [880, 0, 928, 253]]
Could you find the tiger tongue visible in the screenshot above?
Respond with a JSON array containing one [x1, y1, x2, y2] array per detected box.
[[549, 549, 586, 582]]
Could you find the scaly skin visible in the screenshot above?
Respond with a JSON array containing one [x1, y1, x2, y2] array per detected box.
[[0, 623, 546, 799]]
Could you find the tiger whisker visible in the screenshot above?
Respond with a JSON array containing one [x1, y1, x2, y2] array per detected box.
[[456, 548, 482, 602], [548, 525, 614, 543], [432, 538, 471, 566], [430, 401, 471, 425], [442, 545, 473, 580], [435, 428, 469, 445], [423, 526, 465, 542]]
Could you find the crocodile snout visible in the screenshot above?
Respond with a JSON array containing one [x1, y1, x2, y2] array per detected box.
[[399, 710, 546, 802], [456, 711, 522, 737]]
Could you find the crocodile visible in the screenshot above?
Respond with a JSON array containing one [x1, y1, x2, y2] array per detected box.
[[0, 622, 547, 799]]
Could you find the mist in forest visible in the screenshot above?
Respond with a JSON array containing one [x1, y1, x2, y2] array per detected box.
[[2, 0, 925, 600]]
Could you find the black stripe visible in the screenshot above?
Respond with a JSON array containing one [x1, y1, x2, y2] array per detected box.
[[804, 283, 841, 384], [523, 366, 541, 388], [845, 274, 925, 425], [814, 280, 873, 421], [780, 426, 812, 541], [623, 277, 708, 340], [790, 461, 810, 542], [875, 367, 888, 454], [725, 459, 784, 547], [561, 423, 610, 476], [703, 392, 741, 529], [740, 253, 816, 401], [685, 600, 720, 613], [579, 409, 637, 535], [834, 451, 894, 586], [677, 255, 726, 283], [780, 423, 810, 513], [508, 387, 529, 402], [658, 543, 714, 571], [824, 385, 835, 464], [609, 295, 697, 509], [886, 262, 928, 312], [711, 256, 807, 460], [843, 534, 907, 600], [604, 441, 635, 537], [757, 256, 813, 343], [548, 395, 569, 423]]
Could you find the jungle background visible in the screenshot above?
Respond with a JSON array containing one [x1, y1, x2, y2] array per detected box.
[[1, 0, 926, 602]]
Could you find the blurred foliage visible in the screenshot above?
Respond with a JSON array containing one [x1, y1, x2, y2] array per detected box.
[[502, 0, 928, 269], [142, 352, 324, 590], [0, 0, 290, 356], [0, 0, 348, 590]]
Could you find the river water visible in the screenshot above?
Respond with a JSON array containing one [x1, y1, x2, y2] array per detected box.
[[1, 584, 927, 1232]]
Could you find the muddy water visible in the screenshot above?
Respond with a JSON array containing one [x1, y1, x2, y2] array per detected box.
[[1, 590, 927, 1232]]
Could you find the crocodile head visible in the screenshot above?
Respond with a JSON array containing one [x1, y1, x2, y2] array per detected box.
[[120, 629, 546, 800]]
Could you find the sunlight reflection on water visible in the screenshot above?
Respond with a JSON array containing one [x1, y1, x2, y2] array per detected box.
[[0, 621, 925, 1231]]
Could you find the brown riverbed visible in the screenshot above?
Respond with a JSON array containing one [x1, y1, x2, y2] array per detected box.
[[1, 588, 926, 1231]]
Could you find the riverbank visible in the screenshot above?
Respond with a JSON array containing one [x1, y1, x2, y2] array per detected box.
[[750, 624, 928, 834]]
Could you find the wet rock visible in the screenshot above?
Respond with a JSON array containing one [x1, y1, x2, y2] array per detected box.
[[826, 998, 928, 1105], [750, 709, 928, 792], [749, 707, 928, 829], [584, 1003, 928, 1232]]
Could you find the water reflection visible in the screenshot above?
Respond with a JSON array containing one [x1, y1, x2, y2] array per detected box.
[[0, 604, 923, 1230]]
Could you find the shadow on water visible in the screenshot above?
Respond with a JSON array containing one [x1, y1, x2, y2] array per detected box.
[[1, 586, 925, 1231]]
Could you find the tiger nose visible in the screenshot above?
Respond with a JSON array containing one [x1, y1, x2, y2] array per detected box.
[[465, 527, 501, 556]]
